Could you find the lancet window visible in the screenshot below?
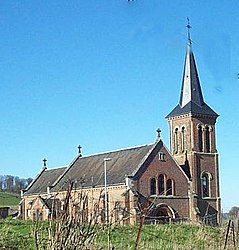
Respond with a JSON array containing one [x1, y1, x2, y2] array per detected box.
[[181, 126, 186, 152], [201, 172, 212, 198], [198, 125, 203, 152], [174, 128, 180, 153], [158, 174, 165, 195], [205, 126, 210, 153], [150, 178, 156, 195]]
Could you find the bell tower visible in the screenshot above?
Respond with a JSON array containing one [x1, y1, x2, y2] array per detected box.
[[166, 22, 221, 224]]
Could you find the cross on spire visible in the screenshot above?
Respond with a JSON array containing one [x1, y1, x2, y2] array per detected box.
[[166, 21, 218, 118], [186, 17, 192, 46], [43, 158, 47, 169], [156, 128, 161, 139], [78, 145, 82, 155]]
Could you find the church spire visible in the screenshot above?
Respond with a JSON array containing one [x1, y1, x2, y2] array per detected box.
[[179, 19, 204, 108], [166, 21, 218, 118]]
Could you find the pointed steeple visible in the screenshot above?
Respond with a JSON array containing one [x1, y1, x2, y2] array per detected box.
[[179, 26, 204, 108], [166, 21, 218, 118]]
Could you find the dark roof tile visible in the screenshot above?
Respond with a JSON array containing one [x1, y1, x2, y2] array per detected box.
[[166, 101, 218, 118], [24, 167, 66, 195], [53, 144, 154, 192], [24, 144, 155, 195]]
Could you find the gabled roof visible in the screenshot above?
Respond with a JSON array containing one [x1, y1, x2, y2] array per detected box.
[[52, 143, 154, 192], [166, 35, 218, 119], [29, 196, 61, 212], [30, 196, 49, 210], [24, 166, 66, 195], [24, 138, 191, 196], [131, 140, 164, 179], [24, 143, 156, 195]]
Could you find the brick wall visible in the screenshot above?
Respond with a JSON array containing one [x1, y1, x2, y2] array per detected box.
[[137, 144, 190, 219]]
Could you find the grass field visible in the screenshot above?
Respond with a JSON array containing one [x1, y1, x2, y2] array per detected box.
[[0, 219, 237, 249], [0, 191, 21, 207]]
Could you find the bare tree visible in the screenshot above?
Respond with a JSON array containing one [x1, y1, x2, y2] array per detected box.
[[0, 175, 32, 193], [5, 175, 14, 192], [0, 175, 3, 191], [229, 207, 239, 219]]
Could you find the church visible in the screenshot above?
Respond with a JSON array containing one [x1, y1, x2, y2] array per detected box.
[[20, 28, 221, 225]]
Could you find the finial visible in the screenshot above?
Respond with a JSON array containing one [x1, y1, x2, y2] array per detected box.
[[186, 17, 192, 46], [43, 158, 47, 169], [77, 145, 82, 156], [156, 128, 161, 139]]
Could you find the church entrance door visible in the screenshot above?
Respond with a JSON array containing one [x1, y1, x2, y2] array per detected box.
[[146, 203, 175, 224]]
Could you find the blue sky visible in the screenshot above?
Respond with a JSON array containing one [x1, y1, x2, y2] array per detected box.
[[0, 1, 238, 212]]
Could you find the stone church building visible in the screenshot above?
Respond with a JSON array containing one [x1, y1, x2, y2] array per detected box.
[[20, 31, 221, 225]]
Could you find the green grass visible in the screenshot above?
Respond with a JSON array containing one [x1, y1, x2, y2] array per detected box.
[[0, 219, 35, 249], [95, 223, 223, 249], [0, 191, 21, 207], [0, 219, 235, 249]]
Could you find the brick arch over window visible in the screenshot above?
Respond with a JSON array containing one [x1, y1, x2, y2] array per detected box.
[[150, 203, 176, 219], [149, 175, 175, 196]]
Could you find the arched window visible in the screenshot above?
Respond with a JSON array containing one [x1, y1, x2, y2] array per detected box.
[[198, 125, 203, 152], [201, 172, 211, 198], [150, 178, 156, 195], [205, 126, 210, 153], [181, 126, 186, 152], [166, 179, 172, 196], [158, 174, 165, 195], [174, 128, 179, 153]]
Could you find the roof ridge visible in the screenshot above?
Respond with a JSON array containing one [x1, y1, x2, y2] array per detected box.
[[43, 165, 67, 171], [131, 140, 161, 177], [50, 154, 82, 187], [23, 167, 46, 192], [81, 143, 154, 159]]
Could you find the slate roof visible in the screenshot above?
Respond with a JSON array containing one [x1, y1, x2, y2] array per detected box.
[[166, 38, 218, 118], [180, 159, 191, 180], [52, 143, 154, 192], [179, 44, 204, 108], [24, 143, 155, 195], [166, 101, 218, 118], [24, 167, 66, 195]]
